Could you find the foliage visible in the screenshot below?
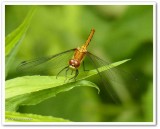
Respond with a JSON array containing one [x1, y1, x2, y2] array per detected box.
[[5, 7, 36, 77], [5, 111, 70, 122], [5, 5, 153, 122]]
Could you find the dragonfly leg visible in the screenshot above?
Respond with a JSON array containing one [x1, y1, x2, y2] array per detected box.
[[83, 61, 89, 71], [65, 67, 69, 78], [69, 69, 79, 81], [71, 70, 74, 75], [64, 68, 70, 82], [75, 69, 79, 79], [56, 66, 69, 79]]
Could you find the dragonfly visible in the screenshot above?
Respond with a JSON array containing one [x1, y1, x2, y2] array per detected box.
[[18, 28, 100, 81], [18, 28, 133, 103]]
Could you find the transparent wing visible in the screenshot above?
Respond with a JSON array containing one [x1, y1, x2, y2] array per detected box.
[[86, 52, 136, 104], [17, 49, 76, 75]]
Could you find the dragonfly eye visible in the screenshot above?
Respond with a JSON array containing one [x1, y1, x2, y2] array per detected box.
[[69, 59, 80, 68]]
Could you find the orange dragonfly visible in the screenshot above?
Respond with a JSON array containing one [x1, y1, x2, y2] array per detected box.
[[18, 28, 133, 102], [56, 28, 95, 80], [18, 28, 99, 81]]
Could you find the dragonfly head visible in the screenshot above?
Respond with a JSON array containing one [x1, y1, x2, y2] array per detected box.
[[69, 59, 80, 70]]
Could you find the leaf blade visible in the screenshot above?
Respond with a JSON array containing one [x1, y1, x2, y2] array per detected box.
[[5, 59, 129, 112], [5, 59, 129, 99], [5, 7, 36, 77], [5, 111, 71, 122], [6, 80, 99, 111], [5, 7, 36, 55]]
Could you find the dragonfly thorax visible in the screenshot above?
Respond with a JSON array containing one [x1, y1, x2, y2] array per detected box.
[[69, 59, 80, 70]]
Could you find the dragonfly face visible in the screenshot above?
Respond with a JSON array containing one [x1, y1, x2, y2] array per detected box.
[[69, 59, 80, 70]]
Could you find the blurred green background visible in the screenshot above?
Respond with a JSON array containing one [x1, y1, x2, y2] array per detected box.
[[5, 5, 153, 122]]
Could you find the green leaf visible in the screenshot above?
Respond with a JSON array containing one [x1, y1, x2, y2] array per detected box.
[[5, 7, 36, 56], [6, 80, 99, 111], [5, 59, 129, 111], [78, 59, 130, 79], [5, 111, 70, 122], [6, 59, 129, 99], [5, 7, 36, 77]]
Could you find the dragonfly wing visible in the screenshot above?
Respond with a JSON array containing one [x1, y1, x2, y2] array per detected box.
[[86, 52, 135, 104], [17, 49, 76, 75]]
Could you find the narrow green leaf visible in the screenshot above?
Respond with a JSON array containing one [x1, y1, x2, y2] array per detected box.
[[5, 59, 129, 111], [6, 59, 129, 99], [6, 80, 99, 111], [78, 59, 131, 79], [5, 7, 36, 77], [5, 7, 36, 55], [5, 111, 70, 122]]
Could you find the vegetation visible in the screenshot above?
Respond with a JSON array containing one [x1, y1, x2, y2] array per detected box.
[[5, 5, 153, 122]]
